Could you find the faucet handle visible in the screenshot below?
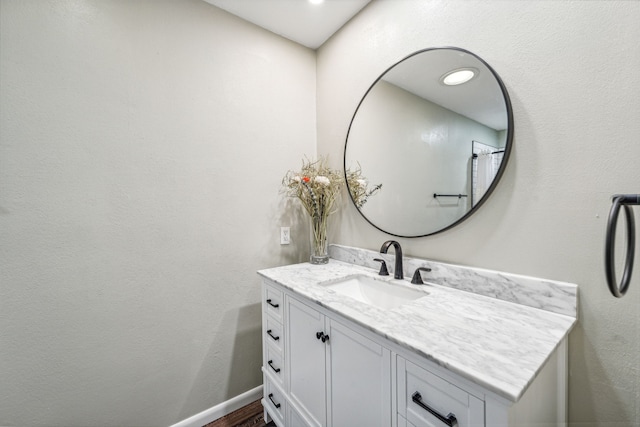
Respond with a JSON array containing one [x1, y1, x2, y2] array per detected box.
[[411, 267, 432, 284], [373, 258, 389, 276]]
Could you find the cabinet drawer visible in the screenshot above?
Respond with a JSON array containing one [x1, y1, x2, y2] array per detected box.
[[264, 378, 286, 427], [264, 316, 284, 352], [265, 342, 284, 387], [264, 283, 284, 322], [398, 358, 484, 427]]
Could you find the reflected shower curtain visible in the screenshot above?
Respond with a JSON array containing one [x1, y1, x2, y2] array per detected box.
[[474, 151, 494, 204]]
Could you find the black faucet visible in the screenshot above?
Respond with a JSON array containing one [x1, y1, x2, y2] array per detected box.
[[380, 240, 403, 280]]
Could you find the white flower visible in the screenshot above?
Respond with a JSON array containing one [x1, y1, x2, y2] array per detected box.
[[357, 179, 367, 187], [291, 175, 301, 183], [315, 176, 331, 186]]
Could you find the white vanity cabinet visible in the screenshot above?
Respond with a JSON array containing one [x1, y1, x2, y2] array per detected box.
[[262, 280, 391, 427], [261, 276, 569, 427]]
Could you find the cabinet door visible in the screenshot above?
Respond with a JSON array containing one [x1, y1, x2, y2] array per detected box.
[[286, 296, 327, 427], [327, 319, 391, 427]]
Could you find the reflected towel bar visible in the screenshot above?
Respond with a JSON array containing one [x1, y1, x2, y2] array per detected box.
[[434, 193, 467, 198], [472, 149, 505, 158]]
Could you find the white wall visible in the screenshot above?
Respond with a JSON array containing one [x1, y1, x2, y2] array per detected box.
[[0, 1, 315, 426], [318, 1, 640, 426]]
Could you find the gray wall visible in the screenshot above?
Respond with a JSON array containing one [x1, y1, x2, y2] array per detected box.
[[0, 1, 314, 426], [318, 1, 639, 426]]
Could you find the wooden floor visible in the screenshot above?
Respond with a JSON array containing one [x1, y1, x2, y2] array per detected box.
[[202, 399, 275, 427]]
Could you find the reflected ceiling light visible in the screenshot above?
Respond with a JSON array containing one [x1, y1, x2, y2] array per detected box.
[[441, 68, 478, 86], [309, 0, 324, 4]]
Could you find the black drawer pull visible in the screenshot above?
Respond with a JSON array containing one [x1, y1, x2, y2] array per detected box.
[[266, 329, 280, 341], [268, 359, 281, 373], [412, 392, 458, 427], [266, 299, 280, 308], [268, 393, 281, 409]]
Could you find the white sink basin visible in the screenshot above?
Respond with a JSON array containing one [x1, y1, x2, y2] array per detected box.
[[321, 274, 427, 310]]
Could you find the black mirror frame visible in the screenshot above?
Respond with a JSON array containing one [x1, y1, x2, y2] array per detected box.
[[343, 46, 514, 238]]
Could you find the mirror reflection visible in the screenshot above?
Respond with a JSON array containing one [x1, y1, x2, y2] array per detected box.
[[344, 47, 513, 237]]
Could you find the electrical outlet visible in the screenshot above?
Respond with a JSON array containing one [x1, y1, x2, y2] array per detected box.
[[280, 227, 291, 245]]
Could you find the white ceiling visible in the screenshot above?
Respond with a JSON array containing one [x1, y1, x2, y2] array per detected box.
[[382, 49, 509, 131], [202, 0, 372, 50]]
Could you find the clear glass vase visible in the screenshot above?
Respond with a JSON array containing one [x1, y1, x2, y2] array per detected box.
[[309, 215, 329, 264]]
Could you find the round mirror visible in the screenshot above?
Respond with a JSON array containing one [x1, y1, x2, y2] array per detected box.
[[344, 47, 513, 237]]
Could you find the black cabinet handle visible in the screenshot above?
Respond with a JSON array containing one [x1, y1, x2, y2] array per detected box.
[[316, 331, 329, 343], [266, 299, 279, 308], [266, 329, 280, 341], [412, 392, 458, 427], [268, 393, 281, 409], [268, 360, 281, 373]]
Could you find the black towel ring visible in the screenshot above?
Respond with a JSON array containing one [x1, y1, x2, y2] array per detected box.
[[605, 194, 639, 298]]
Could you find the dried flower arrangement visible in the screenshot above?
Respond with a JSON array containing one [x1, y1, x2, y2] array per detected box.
[[282, 157, 382, 264], [282, 157, 344, 263]]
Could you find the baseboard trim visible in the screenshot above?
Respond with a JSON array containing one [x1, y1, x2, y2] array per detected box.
[[170, 385, 263, 427]]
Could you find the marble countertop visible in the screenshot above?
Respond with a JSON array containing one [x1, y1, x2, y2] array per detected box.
[[258, 259, 577, 402]]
